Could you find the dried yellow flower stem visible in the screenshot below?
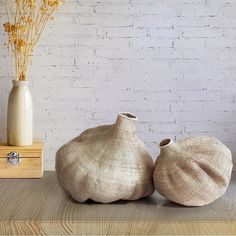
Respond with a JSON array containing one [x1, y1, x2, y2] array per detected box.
[[3, 0, 63, 81]]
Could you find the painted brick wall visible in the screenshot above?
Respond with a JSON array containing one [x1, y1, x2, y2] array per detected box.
[[0, 0, 236, 170]]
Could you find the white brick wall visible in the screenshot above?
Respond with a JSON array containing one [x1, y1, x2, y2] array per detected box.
[[0, 0, 236, 170]]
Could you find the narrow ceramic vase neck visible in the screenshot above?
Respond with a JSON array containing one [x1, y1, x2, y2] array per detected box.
[[115, 112, 137, 133], [12, 80, 29, 87], [159, 138, 179, 155]]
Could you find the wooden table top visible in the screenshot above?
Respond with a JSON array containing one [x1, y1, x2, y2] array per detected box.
[[0, 171, 235, 235]]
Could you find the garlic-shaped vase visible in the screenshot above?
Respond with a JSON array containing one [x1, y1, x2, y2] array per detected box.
[[56, 112, 154, 203], [153, 137, 233, 206]]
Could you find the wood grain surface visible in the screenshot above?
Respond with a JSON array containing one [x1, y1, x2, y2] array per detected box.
[[0, 171, 235, 235], [0, 158, 42, 178], [0, 142, 43, 178], [0, 142, 43, 152]]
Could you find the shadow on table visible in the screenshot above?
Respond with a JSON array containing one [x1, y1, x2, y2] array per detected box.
[[66, 193, 159, 206]]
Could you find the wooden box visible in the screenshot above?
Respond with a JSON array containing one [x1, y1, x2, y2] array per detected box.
[[0, 142, 43, 178]]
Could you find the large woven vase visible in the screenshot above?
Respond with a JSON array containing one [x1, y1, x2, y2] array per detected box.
[[56, 112, 154, 203], [7, 80, 33, 146], [153, 136, 233, 206]]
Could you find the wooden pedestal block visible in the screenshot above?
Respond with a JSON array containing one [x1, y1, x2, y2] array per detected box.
[[0, 142, 43, 178]]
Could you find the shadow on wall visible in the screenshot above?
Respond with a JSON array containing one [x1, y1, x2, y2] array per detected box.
[[0, 31, 12, 143], [222, 104, 236, 171], [0, 81, 9, 143]]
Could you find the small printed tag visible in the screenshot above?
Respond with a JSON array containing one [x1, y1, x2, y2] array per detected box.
[[7, 152, 21, 165]]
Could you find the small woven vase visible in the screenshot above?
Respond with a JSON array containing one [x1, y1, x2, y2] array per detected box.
[[153, 136, 233, 206], [55, 112, 154, 203]]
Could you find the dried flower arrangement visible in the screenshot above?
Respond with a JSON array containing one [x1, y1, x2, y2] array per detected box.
[[3, 0, 63, 81]]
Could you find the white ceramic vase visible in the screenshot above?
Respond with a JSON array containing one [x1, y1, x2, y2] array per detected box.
[[7, 80, 33, 146]]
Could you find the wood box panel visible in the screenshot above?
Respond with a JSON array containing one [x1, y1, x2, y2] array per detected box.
[[0, 142, 43, 178]]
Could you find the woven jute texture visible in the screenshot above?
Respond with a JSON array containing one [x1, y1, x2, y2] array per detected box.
[[55, 112, 154, 203], [153, 136, 233, 206]]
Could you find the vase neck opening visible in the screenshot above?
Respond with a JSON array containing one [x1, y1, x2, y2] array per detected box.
[[12, 80, 29, 87], [114, 112, 137, 133], [159, 138, 179, 155], [160, 138, 173, 148]]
